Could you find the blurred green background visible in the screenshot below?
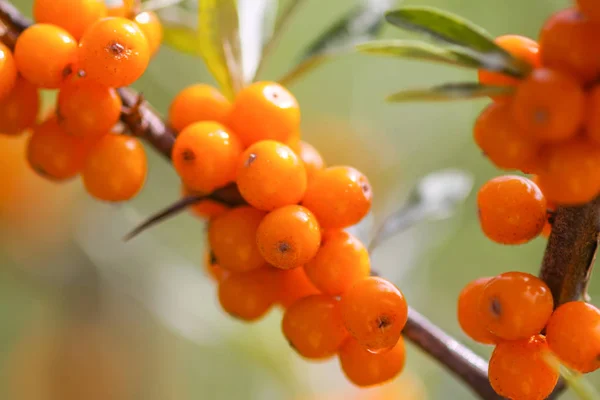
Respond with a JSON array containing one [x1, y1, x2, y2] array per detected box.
[[0, 0, 598, 399]]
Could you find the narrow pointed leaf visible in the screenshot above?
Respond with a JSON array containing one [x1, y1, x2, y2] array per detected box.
[[386, 82, 514, 102], [161, 23, 201, 56]]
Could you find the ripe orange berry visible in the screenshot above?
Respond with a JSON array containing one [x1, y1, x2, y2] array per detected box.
[[208, 206, 266, 272], [0, 43, 17, 101], [584, 85, 600, 144], [340, 277, 408, 353], [539, 8, 600, 84], [256, 205, 321, 270], [172, 121, 242, 193], [305, 230, 370, 296], [511, 68, 584, 143], [82, 134, 147, 201], [26, 116, 92, 181], [181, 185, 229, 220], [133, 11, 162, 56], [338, 336, 406, 387], [298, 140, 325, 178], [0, 77, 40, 135], [473, 102, 540, 171], [14, 24, 77, 89], [457, 277, 499, 345], [275, 267, 320, 308], [282, 295, 349, 359], [168, 84, 232, 133], [478, 35, 540, 98], [488, 335, 559, 400], [57, 77, 122, 137], [302, 166, 372, 230], [218, 267, 278, 321], [33, 0, 107, 40], [546, 301, 600, 373], [78, 17, 150, 88], [478, 272, 553, 340], [577, 0, 600, 22], [236, 140, 307, 211], [203, 251, 228, 282], [535, 137, 600, 205], [477, 175, 547, 244], [228, 81, 300, 147], [106, 0, 134, 17], [285, 129, 302, 154]]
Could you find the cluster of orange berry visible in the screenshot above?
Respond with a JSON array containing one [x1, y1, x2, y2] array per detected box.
[[475, 0, 600, 207], [458, 271, 600, 400], [0, 0, 162, 201], [168, 80, 409, 387]]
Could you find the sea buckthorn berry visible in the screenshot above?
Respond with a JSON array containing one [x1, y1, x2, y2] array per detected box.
[[57, 77, 122, 138], [181, 185, 229, 220], [282, 295, 349, 359], [14, 24, 77, 89], [218, 267, 278, 321], [275, 267, 320, 309], [26, 116, 92, 181], [168, 84, 231, 132], [172, 121, 242, 193], [478, 35, 540, 98], [546, 301, 600, 373], [133, 11, 163, 56], [236, 140, 307, 211], [473, 102, 540, 171], [584, 85, 600, 144], [33, 0, 107, 40], [0, 43, 17, 101], [539, 8, 600, 84], [477, 175, 547, 244], [298, 140, 325, 178], [78, 17, 150, 88], [489, 335, 559, 400], [340, 277, 408, 353], [338, 336, 406, 387], [478, 272, 553, 340], [256, 205, 321, 270], [577, 0, 600, 22], [228, 81, 300, 147], [208, 206, 266, 272], [535, 137, 600, 205], [203, 251, 228, 282], [286, 130, 302, 154], [457, 277, 499, 345], [511, 68, 584, 143], [82, 134, 147, 201], [0, 77, 40, 135], [106, 0, 134, 17], [305, 230, 370, 296], [302, 166, 372, 230]]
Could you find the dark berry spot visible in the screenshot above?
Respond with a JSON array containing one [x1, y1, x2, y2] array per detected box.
[[62, 64, 73, 79], [108, 41, 126, 56], [278, 241, 291, 253], [377, 315, 391, 329], [533, 109, 548, 124], [209, 251, 218, 265], [245, 153, 257, 167], [77, 69, 86, 78], [361, 183, 370, 194], [182, 149, 195, 162], [287, 339, 297, 350], [490, 297, 502, 317]]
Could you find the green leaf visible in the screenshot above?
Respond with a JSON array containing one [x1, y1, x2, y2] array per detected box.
[[385, 6, 530, 77], [386, 82, 514, 102], [197, 0, 244, 99], [161, 22, 201, 56]]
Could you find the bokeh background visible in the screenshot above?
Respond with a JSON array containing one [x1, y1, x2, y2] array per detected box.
[[0, 0, 598, 399]]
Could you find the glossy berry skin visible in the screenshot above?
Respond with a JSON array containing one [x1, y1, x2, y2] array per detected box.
[[338, 336, 406, 387], [0, 77, 40, 135], [473, 102, 539, 172], [14, 24, 77, 89], [511, 68, 584, 143], [282, 295, 349, 359], [539, 8, 600, 84], [208, 206, 266, 273], [478, 272, 553, 340], [0, 43, 17, 101], [340, 277, 408, 353], [546, 301, 600, 373], [256, 205, 321, 270], [236, 140, 307, 211], [133, 11, 163, 56], [168, 84, 231, 132], [228, 81, 301, 147], [298, 140, 325, 178], [305, 230, 370, 296], [218, 267, 278, 321], [577, 0, 600, 22], [82, 134, 147, 201], [275, 267, 320, 309], [302, 166, 372, 229], [203, 252, 228, 282], [477, 175, 547, 244], [57, 77, 122, 137], [106, 0, 134, 17], [78, 17, 150, 88], [457, 277, 499, 345], [33, 0, 107, 40], [181, 185, 229, 220], [172, 121, 242, 193], [488, 335, 559, 400]]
